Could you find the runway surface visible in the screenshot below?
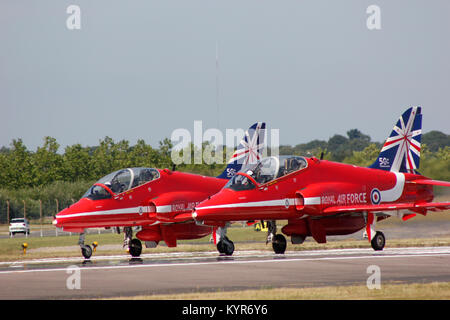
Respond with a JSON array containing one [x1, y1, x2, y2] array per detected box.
[[1, 246, 450, 299]]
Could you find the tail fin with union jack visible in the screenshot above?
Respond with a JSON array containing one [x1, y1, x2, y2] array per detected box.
[[369, 107, 422, 173], [216, 122, 266, 179]]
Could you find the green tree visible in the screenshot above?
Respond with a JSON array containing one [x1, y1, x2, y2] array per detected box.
[[90, 136, 116, 178], [31, 136, 63, 186], [420, 145, 450, 182], [347, 129, 370, 142], [343, 144, 380, 167], [158, 138, 173, 168], [62, 144, 92, 181], [128, 139, 159, 168], [6, 139, 34, 189]]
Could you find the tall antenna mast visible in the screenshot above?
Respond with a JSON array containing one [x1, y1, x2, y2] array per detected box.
[[216, 41, 220, 130]]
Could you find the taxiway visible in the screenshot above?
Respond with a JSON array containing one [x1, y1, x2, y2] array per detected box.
[[1, 246, 449, 299]]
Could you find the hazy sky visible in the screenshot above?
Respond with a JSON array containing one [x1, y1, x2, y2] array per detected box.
[[1, 1, 449, 151]]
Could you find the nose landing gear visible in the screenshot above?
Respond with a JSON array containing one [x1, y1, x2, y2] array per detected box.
[[81, 245, 93, 259], [214, 225, 235, 256], [217, 236, 235, 256], [78, 227, 143, 259], [78, 232, 92, 260]]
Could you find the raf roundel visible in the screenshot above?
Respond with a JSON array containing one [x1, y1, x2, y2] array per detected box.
[[284, 198, 290, 209], [370, 188, 381, 205]]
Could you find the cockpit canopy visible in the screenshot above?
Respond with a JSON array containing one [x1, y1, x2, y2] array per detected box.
[[83, 167, 160, 200], [225, 155, 307, 191]]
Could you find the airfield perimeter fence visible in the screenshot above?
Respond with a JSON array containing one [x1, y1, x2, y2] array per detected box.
[[0, 197, 117, 238], [0, 197, 74, 225]]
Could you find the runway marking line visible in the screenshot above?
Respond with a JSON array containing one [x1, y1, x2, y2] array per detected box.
[[2, 246, 450, 267], [0, 250, 450, 275]]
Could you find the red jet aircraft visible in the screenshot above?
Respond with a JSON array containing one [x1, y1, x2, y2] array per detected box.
[[193, 107, 450, 255], [53, 122, 266, 259]]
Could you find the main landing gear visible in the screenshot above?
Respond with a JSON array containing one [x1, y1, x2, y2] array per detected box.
[[123, 227, 142, 257], [364, 212, 386, 251], [266, 220, 287, 254], [371, 231, 385, 251]]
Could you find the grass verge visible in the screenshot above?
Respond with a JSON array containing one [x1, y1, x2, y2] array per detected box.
[[1, 231, 450, 262], [107, 282, 450, 300]]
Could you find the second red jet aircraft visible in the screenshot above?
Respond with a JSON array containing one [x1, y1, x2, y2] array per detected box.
[[193, 107, 450, 254]]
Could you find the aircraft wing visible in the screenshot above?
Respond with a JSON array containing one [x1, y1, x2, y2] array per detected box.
[[323, 201, 450, 215]]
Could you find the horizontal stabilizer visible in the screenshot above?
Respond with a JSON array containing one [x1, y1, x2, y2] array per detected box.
[[408, 179, 450, 187], [323, 201, 450, 215]]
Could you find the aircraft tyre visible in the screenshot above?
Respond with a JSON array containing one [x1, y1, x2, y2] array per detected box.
[[371, 231, 385, 251], [81, 245, 93, 259], [129, 239, 143, 257], [217, 237, 234, 256], [272, 234, 287, 254]]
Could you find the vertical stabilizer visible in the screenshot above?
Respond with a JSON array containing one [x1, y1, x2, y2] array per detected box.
[[217, 122, 266, 179], [369, 107, 422, 173]]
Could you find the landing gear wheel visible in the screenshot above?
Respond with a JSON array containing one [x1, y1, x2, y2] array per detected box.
[[129, 239, 142, 257], [81, 245, 93, 259], [371, 231, 385, 251], [217, 240, 225, 254], [272, 234, 287, 254], [224, 239, 234, 256], [217, 236, 234, 256]]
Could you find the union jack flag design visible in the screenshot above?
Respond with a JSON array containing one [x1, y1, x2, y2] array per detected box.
[[370, 107, 422, 173], [217, 122, 266, 179]]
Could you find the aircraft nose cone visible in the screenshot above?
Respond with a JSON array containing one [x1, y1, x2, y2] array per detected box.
[[191, 201, 220, 221], [53, 206, 74, 228]]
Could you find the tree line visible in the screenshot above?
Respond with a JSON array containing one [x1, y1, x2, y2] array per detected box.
[[0, 130, 448, 223]]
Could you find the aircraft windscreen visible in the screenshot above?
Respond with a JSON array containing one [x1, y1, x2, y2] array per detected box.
[[83, 168, 160, 199], [242, 156, 308, 184], [249, 157, 279, 184], [83, 185, 112, 200], [225, 174, 256, 191], [277, 156, 308, 178]]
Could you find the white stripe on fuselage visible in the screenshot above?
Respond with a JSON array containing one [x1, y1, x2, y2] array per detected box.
[[62, 173, 404, 219], [56, 205, 168, 219], [196, 172, 405, 213], [196, 197, 321, 211]]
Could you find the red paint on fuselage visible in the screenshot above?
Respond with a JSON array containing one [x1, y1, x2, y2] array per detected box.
[[55, 169, 226, 242], [194, 157, 434, 238]]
